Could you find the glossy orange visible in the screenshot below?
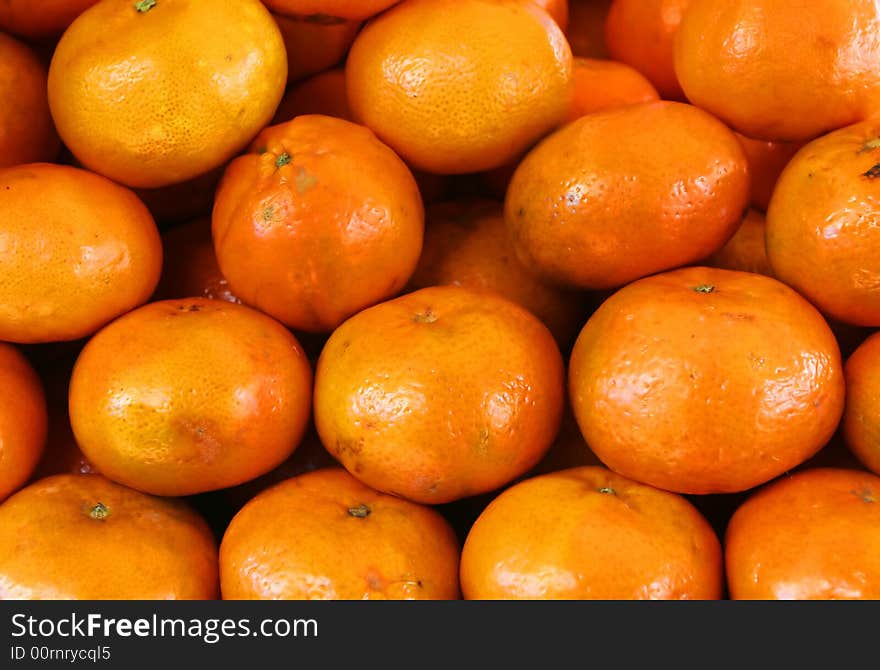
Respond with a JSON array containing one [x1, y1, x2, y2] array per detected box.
[[346, 0, 573, 174], [48, 0, 287, 188], [0, 163, 162, 344], [766, 119, 880, 326], [569, 266, 845, 494], [726, 468, 880, 599], [0, 344, 47, 501], [0, 474, 218, 599], [314, 285, 565, 504], [213, 115, 424, 333], [505, 101, 750, 290], [567, 57, 659, 121], [0, 33, 59, 168], [220, 468, 461, 599], [843, 333, 880, 475], [69, 298, 313, 497], [706, 209, 773, 277], [274, 12, 361, 82], [674, 0, 880, 142], [460, 466, 723, 599], [0, 0, 97, 38]]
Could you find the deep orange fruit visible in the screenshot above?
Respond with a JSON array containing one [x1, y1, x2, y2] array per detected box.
[[565, 0, 612, 58], [736, 132, 803, 212], [273, 12, 361, 82], [567, 57, 659, 120], [0, 0, 97, 38], [273, 68, 352, 123], [706, 209, 773, 277], [843, 333, 880, 475], [262, 0, 400, 21]]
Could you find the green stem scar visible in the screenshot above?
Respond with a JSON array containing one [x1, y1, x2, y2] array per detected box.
[[413, 308, 438, 324], [863, 164, 880, 179], [89, 502, 110, 520], [860, 138, 880, 152], [693, 284, 715, 294], [348, 504, 371, 518], [275, 153, 292, 168], [134, 0, 156, 12]]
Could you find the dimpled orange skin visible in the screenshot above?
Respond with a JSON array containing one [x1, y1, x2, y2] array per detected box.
[[0, 0, 96, 38], [155, 218, 240, 304], [220, 468, 461, 600], [408, 200, 588, 348], [767, 120, 880, 327], [314, 286, 565, 505], [346, 0, 573, 175], [567, 57, 659, 121], [566, 0, 611, 58], [47, 0, 287, 189], [68, 298, 313, 497], [674, 0, 880, 143], [843, 333, 880, 475], [262, 0, 399, 21], [0, 345, 47, 502], [604, 0, 691, 101], [505, 101, 750, 291], [460, 467, 723, 600], [0, 474, 218, 599], [0, 163, 162, 344], [0, 34, 60, 168], [725, 468, 880, 600], [272, 68, 353, 124], [569, 267, 846, 495], [273, 13, 361, 82], [707, 209, 774, 278], [212, 115, 424, 333], [735, 133, 803, 213]]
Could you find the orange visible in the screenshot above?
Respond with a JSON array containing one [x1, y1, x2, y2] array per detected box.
[[674, 0, 880, 142], [155, 218, 240, 304], [736, 132, 803, 212], [531, 0, 568, 30], [505, 101, 750, 290], [0, 163, 162, 344], [460, 466, 723, 599], [706, 209, 773, 277], [314, 285, 565, 504], [273, 68, 352, 123], [273, 12, 361, 82], [220, 468, 461, 599], [262, 0, 400, 21], [528, 399, 603, 477], [346, 0, 573, 174], [0, 344, 47, 501], [0, 473, 218, 599], [0, 33, 59, 168], [725, 468, 880, 600], [569, 266, 846, 495], [565, 0, 611, 58], [68, 298, 313, 497], [0, 0, 96, 38], [766, 119, 880, 326], [567, 57, 659, 121], [408, 199, 588, 347], [842, 333, 880, 475], [604, 0, 691, 100], [212, 115, 424, 333], [47, 0, 287, 188], [133, 166, 224, 228]]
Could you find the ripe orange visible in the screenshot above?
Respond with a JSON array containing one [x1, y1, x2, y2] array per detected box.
[[314, 285, 565, 504], [531, 0, 568, 30], [212, 115, 424, 333], [262, 0, 400, 21], [220, 468, 461, 599], [567, 57, 659, 121], [0, 0, 97, 38], [69, 298, 313, 497], [604, 0, 691, 100], [460, 466, 723, 599], [0, 33, 59, 168], [0, 473, 218, 599], [0, 344, 47, 501], [565, 0, 612, 58], [0, 163, 162, 344], [726, 468, 880, 599], [408, 199, 588, 347], [674, 0, 880, 142], [569, 266, 846, 494], [273, 12, 361, 82], [736, 132, 803, 212], [505, 101, 750, 290], [346, 0, 573, 174], [155, 218, 240, 304], [843, 333, 880, 475], [133, 166, 225, 228], [706, 209, 773, 277], [766, 119, 880, 326], [48, 0, 288, 188], [273, 68, 352, 123]]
